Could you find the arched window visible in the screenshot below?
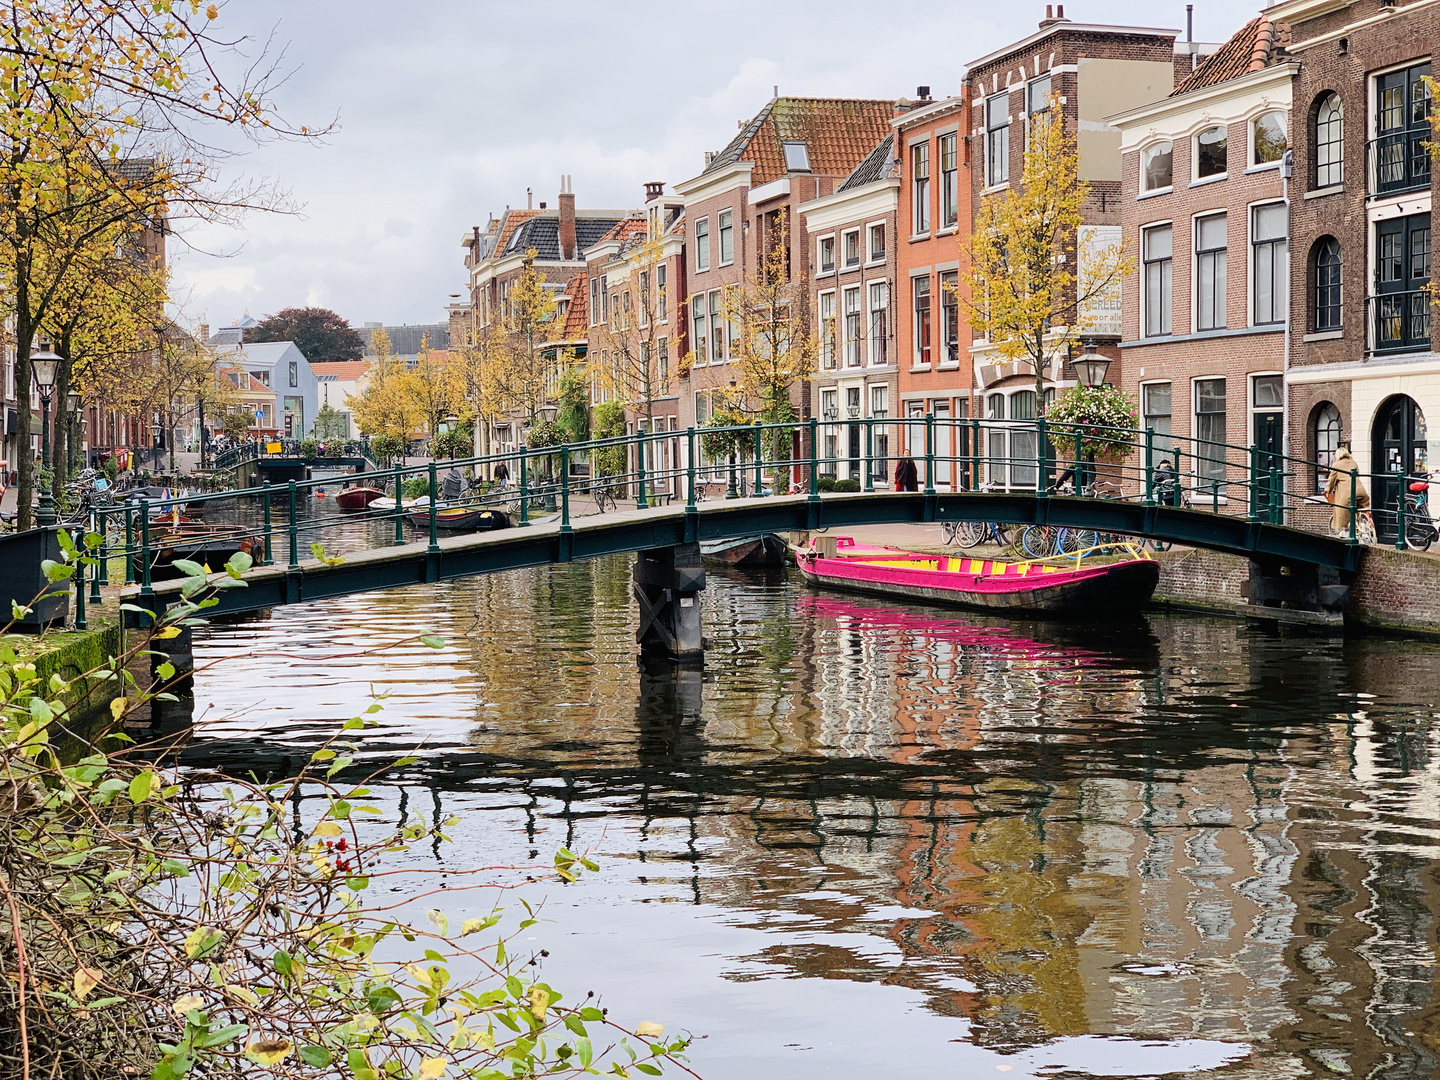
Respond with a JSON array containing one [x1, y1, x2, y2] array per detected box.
[[1252, 110, 1288, 165], [1313, 402, 1341, 492], [1313, 237, 1342, 331], [1314, 92, 1343, 188]]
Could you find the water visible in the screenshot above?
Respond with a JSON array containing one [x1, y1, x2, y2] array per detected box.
[[179, 555, 1440, 1079]]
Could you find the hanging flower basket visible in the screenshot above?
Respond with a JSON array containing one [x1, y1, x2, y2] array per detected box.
[[1045, 384, 1138, 462]]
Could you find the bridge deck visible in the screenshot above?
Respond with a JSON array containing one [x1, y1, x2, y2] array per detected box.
[[120, 490, 1361, 622]]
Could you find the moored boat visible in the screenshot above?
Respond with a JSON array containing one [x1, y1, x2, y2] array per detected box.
[[700, 534, 788, 567], [796, 536, 1158, 618], [132, 524, 260, 582], [404, 506, 511, 532], [335, 486, 385, 511]]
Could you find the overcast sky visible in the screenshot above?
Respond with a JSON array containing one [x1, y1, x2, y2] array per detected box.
[[172, 0, 1264, 333]]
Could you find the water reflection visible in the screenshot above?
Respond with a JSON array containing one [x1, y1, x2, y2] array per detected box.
[[180, 555, 1440, 1079]]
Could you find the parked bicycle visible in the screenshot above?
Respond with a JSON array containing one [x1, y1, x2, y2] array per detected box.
[[1400, 473, 1438, 552]]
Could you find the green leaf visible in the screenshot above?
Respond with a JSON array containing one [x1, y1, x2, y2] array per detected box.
[[577, 1036, 594, 1068], [419, 634, 445, 649], [195, 1023, 247, 1049], [42, 560, 74, 582], [129, 771, 154, 803], [171, 559, 206, 578], [299, 1045, 332, 1067], [227, 551, 253, 573], [273, 951, 292, 977], [564, 1014, 587, 1036], [156, 662, 176, 681], [426, 908, 449, 936], [365, 985, 402, 1014], [635, 1064, 663, 1075]]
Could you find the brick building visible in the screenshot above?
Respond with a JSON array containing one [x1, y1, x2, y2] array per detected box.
[[964, 10, 1191, 491], [1274, 0, 1435, 537], [583, 183, 689, 492], [894, 88, 973, 489], [1112, 16, 1296, 510], [673, 95, 896, 490], [799, 130, 900, 487]]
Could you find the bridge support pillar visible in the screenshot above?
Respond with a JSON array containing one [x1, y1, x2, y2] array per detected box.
[[1241, 559, 1351, 630], [633, 543, 705, 660]]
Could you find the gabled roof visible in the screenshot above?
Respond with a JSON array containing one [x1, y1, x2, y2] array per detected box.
[[503, 215, 630, 261], [601, 217, 648, 245], [362, 323, 448, 356], [215, 340, 307, 367], [1171, 15, 1289, 96], [554, 274, 589, 342], [703, 97, 897, 187], [493, 209, 542, 255], [838, 133, 896, 192]]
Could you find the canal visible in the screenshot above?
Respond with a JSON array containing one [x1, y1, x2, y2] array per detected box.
[[181, 553, 1440, 1079]]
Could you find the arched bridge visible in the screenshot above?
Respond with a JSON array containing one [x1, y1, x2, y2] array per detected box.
[[118, 487, 1360, 625]]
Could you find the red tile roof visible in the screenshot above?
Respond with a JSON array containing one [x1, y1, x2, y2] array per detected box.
[[708, 97, 898, 187], [1171, 15, 1290, 96], [494, 209, 542, 254], [600, 217, 647, 245], [310, 360, 368, 380], [553, 273, 589, 343]]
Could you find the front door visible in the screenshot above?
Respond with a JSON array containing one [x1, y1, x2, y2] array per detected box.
[[1372, 394, 1428, 542], [846, 387, 862, 481], [1252, 375, 1283, 518]]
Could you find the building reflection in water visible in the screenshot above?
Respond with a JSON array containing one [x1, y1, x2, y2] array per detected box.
[[185, 557, 1440, 1078]]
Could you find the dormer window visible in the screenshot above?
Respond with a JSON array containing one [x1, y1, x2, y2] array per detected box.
[[783, 141, 811, 172]]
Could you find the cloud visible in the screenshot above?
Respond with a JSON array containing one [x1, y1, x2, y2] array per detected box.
[[171, 0, 1256, 329]]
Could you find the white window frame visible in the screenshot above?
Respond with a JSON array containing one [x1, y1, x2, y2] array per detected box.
[[842, 285, 862, 368], [1194, 211, 1228, 332], [1140, 140, 1174, 195], [842, 228, 862, 269], [1249, 109, 1288, 170], [1193, 124, 1228, 183], [1249, 200, 1288, 327], [1141, 220, 1174, 338], [818, 289, 837, 370], [984, 94, 1011, 189], [866, 221, 887, 266], [694, 216, 710, 272], [817, 233, 836, 276], [867, 278, 889, 367], [911, 139, 930, 236], [718, 209, 734, 266]]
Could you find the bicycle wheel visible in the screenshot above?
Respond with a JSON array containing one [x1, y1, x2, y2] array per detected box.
[[953, 521, 987, 548], [1405, 516, 1435, 552], [992, 523, 1018, 550], [1060, 528, 1098, 554], [1021, 525, 1055, 558], [941, 521, 960, 545]]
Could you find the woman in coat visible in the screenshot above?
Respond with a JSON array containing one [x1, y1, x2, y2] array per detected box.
[[894, 456, 919, 492], [1324, 446, 1370, 536]]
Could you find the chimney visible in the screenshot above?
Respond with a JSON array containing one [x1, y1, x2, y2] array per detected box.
[[1057, 4, 1064, 17], [644, 181, 665, 202], [558, 174, 576, 261], [916, 85, 932, 101], [526, 187, 533, 210], [199, 322, 210, 343], [540, 201, 547, 209]]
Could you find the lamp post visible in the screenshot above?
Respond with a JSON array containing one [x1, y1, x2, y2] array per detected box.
[[1073, 341, 1111, 389], [538, 403, 559, 510], [31, 345, 61, 528], [67, 390, 81, 475]]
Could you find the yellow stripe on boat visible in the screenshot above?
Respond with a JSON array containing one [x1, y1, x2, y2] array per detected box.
[[969, 559, 984, 574], [1017, 563, 1030, 576]]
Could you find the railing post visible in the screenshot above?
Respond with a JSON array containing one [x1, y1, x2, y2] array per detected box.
[[1269, 466, 1282, 524], [864, 420, 874, 493], [123, 505, 135, 584], [971, 414, 981, 492], [1144, 427, 1155, 506], [262, 481, 273, 564], [519, 446, 530, 526], [754, 421, 764, 495], [1396, 473, 1408, 551], [1247, 445, 1260, 522], [923, 414, 936, 496], [93, 509, 107, 600], [287, 480, 300, 570], [561, 446, 572, 532], [427, 462, 440, 553], [808, 417, 819, 500], [140, 499, 153, 597], [1037, 416, 1050, 498], [73, 530, 86, 630], [393, 462, 405, 546], [1348, 468, 1359, 545], [686, 428, 698, 509], [636, 430, 649, 509]]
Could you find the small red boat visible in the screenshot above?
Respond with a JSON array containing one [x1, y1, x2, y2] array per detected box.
[[335, 486, 385, 511], [796, 537, 1159, 618]]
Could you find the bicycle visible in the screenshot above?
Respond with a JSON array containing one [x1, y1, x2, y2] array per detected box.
[[1400, 473, 1438, 552], [591, 481, 619, 514]]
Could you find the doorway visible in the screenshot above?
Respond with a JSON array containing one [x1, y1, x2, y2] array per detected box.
[[1372, 394, 1428, 542], [1252, 375, 1283, 516]]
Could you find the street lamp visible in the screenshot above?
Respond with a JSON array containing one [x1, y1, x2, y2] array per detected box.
[[539, 403, 558, 426], [66, 390, 81, 475], [30, 345, 61, 528], [1073, 342, 1112, 388]]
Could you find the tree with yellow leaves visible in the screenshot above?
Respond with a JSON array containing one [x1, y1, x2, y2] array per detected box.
[[591, 229, 671, 433], [722, 207, 816, 459], [963, 95, 1130, 408], [347, 328, 422, 440], [488, 251, 560, 427], [399, 344, 459, 443]]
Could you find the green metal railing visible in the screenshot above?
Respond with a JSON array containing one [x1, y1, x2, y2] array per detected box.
[[81, 415, 1414, 607]]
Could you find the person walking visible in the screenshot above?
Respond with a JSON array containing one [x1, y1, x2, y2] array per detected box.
[[894, 456, 919, 493], [493, 461, 510, 490], [1325, 446, 1371, 540]]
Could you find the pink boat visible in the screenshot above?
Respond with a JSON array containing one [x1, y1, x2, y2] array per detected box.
[[796, 537, 1159, 618]]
